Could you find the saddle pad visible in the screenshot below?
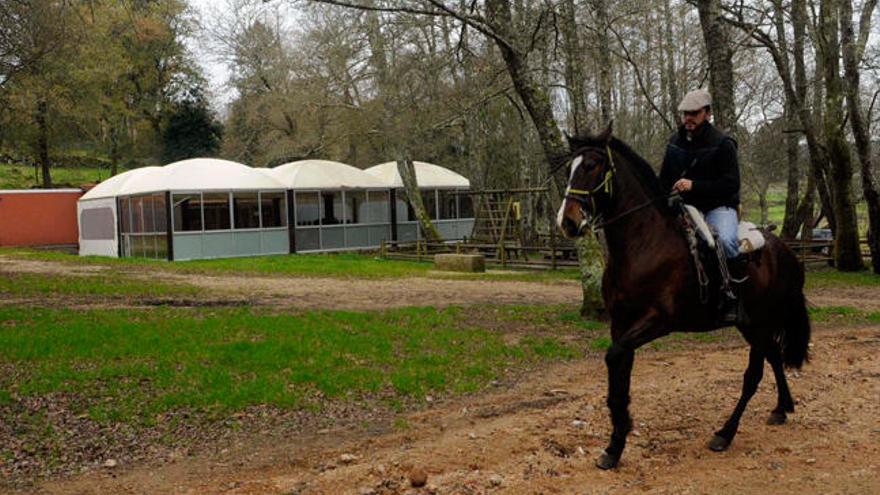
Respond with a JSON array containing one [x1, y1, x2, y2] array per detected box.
[[683, 205, 766, 254], [683, 205, 716, 249], [737, 221, 765, 253]]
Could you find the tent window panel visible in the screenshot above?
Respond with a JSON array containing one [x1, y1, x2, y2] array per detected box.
[[395, 194, 414, 222], [421, 190, 437, 220], [321, 191, 343, 225], [438, 190, 457, 220], [120, 198, 131, 234], [154, 194, 167, 233], [295, 192, 320, 226], [173, 194, 203, 232], [80, 208, 115, 240], [261, 192, 286, 227], [130, 196, 145, 233], [233, 192, 260, 229], [141, 195, 156, 233], [345, 191, 365, 224], [131, 235, 144, 258], [365, 191, 389, 224], [202, 193, 231, 231], [459, 193, 474, 219], [155, 235, 168, 260]]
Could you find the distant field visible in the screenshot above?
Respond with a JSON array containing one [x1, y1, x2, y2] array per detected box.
[[742, 184, 871, 235], [0, 164, 118, 189]]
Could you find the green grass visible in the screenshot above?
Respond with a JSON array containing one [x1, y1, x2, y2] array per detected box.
[[0, 164, 118, 189], [805, 269, 880, 289], [0, 247, 580, 283], [0, 272, 200, 299], [0, 305, 585, 423], [807, 305, 880, 323]]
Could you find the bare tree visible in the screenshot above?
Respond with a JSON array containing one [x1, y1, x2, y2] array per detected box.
[[696, 0, 736, 132], [840, 0, 879, 272]]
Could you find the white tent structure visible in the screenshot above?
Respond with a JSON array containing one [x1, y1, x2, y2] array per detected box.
[[365, 161, 474, 241], [78, 158, 289, 260], [77, 158, 475, 260], [263, 160, 392, 252]]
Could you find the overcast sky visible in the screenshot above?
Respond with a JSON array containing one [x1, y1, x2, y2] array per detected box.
[[187, 0, 234, 111]]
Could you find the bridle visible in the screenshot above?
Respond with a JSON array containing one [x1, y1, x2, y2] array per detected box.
[[564, 145, 674, 232], [564, 145, 616, 214]]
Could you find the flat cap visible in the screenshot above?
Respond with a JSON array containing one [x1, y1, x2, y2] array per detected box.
[[678, 89, 712, 112]]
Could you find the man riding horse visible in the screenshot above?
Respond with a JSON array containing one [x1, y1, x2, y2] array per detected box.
[[557, 110, 811, 470], [659, 89, 745, 325]]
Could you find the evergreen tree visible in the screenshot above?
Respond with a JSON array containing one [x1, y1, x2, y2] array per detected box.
[[161, 88, 223, 163]]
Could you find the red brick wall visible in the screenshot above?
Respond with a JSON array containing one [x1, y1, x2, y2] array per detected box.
[[0, 190, 83, 246]]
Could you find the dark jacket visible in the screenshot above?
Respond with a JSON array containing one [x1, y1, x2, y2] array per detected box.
[[659, 122, 740, 213]]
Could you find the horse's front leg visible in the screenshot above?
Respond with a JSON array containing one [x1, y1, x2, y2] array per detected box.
[[596, 342, 635, 469], [595, 311, 665, 470]]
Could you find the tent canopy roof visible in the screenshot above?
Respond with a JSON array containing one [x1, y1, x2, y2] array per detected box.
[[266, 160, 387, 189], [80, 159, 286, 200], [364, 161, 470, 188], [80, 158, 471, 201]]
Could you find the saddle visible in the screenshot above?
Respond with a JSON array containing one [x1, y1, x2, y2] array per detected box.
[[682, 205, 766, 254], [680, 204, 765, 306]]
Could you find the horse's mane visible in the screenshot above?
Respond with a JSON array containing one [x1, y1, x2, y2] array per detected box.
[[568, 133, 666, 200]]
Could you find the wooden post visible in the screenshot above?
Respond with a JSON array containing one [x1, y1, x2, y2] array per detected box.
[[165, 191, 174, 261], [389, 188, 398, 242], [497, 196, 514, 266], [550, 215, 558, 270], [380, 239, 386, 258], [286, 189, 296, 253]]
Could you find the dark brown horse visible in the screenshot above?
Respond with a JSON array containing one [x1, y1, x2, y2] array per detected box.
[[557, 125, 811, 470]]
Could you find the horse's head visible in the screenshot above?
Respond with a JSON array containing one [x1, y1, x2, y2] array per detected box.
[[557, 123, 615, 238]]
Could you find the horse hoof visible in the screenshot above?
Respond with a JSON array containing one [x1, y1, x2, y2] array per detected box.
[[708, 435, 731, 452], [766, 412, 787, 425], [595, 451, 619, 470]]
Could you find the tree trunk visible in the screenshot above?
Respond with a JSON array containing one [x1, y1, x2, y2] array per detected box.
[[35, 98, 51, 188], [577, 234, 606, 319], [820, 0, 863, 270], [696, 0, 736, 132], [781, 103, 801, 239], [840, 0, 880, 272], [592, 0, 613, 124], [662, 0, 680, 125], [110, 125, 120, 177], [397, 158, 443, 243], [759, 187, 769, 226], [485, 0, 605, 318], [794, 174, 816, 238], [561, 0, 588, 133]]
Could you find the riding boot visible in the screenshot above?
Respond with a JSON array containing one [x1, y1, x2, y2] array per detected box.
[[718, 255, 749, 326]]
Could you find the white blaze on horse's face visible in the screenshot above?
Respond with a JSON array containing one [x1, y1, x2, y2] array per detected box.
[[569, 155, 583, 181], [556, 197, 567, 230], [557, 154, 588, 237]]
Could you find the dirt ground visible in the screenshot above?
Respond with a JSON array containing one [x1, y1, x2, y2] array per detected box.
[[2, 256, 879, 494], [26, 324, 879, 495]]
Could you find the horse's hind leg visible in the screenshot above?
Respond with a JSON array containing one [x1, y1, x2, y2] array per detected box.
[[766, 343, 795, 425], [709, 345, 764, 452]]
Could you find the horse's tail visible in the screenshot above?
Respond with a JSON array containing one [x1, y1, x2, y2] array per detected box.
[[779, 266, 811, 369]]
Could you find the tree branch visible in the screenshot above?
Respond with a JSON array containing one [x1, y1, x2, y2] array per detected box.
[[607, 24, 673, 130]]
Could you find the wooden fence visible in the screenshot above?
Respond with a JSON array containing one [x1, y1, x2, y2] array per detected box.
[[380, 238, 580, 269]]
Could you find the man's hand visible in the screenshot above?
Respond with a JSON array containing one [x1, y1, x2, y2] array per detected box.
[[672, 178, 693, 193]]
